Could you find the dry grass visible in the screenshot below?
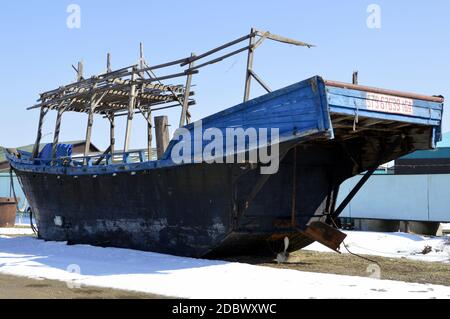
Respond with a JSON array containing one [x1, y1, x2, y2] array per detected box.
[[0, 273, 169, 299], [225, 250, 450, 287]]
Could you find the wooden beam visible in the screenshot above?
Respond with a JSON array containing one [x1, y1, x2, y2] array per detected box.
[[255, 30, 315, 48], [124, 70, 137, 153], [108, 114, 115, 156], [180, 32, 254, 67], [94, 145, 112, 166], [252, 31, 268, 50], [84, 98, 96, 160], [77, 60, 84, 81], [147, 110, 153, 161], [139, 43, 145, 77], [107, 53, 112, 73], [155, 116, 169, 160], [180, 53, 195, 127], [137, 103, 153, 161], [244, 28, 256, 102], [83, 84, 105, 160], [51, 107, 65, 161], [188, 46, 250, 71], [249, 70, 272, 93], [32, 105, 48, 158]]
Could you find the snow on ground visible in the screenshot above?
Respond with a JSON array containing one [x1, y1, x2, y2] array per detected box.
[[0, 236, 449, 299], [305, 231, 450, 263], [0, 227, 35, 236]]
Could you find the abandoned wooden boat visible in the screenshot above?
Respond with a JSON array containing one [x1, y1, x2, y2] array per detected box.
[[6, 29, 444, 257]]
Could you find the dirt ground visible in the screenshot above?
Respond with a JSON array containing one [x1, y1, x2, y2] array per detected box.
[[226, 250, 450, 287], [0, 273, 168, 299]]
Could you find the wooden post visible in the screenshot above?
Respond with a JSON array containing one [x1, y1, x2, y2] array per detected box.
[[179, 53, 195, 128], [32, 106, 47, 158], [147, 110, 153, 161], [51, 107, 65, 161], [84, 100, 95, 160], [352, 71, 358, 85], [243, 28, 256, 102], [77, 60, 84, 81], [155, 116, 169, 160], [107, 53, 112, 73], [139, 43, 145, 76], [109, 113, 115, 155], [83, 85, 103, 160], [124, 70, 137, 153]]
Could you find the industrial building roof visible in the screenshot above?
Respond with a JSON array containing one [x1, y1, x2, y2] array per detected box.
[[399, 132, 450, 160]]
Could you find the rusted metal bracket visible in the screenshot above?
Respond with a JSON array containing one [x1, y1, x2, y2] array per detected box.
[[303, 221, 347, 252]]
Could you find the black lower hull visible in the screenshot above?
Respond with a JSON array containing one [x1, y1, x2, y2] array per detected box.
[[13, 139, 348, 257], [14, 129, 426, 257]]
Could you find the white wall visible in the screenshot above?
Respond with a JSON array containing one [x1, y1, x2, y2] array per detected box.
[[338, 174, 450, 222]]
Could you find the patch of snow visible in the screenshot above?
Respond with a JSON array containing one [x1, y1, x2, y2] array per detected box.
[[0, 236, 449, 299], [0, 227, 35, 236], [305, 231, 450, 263]]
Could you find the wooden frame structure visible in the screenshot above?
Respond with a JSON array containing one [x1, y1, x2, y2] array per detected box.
[[29, 28, 314, 163]]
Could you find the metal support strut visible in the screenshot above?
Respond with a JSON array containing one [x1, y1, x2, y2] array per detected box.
[[332, 167, 377, 219]]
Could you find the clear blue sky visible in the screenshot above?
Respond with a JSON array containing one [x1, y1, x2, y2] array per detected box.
[[0, 0, 449, 150]]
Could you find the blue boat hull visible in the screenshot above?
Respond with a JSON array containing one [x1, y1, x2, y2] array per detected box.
[[9, 76, 444, 257]]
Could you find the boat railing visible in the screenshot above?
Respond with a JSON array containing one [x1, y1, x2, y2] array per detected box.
[[57, 150, 153, 167], [9, 149, 154, 168]]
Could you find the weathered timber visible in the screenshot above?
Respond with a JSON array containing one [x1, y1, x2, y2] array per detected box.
[[155, 116, 169, 160]]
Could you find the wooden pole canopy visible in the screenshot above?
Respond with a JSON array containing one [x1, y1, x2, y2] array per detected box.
[[28, 28, 313, 160]]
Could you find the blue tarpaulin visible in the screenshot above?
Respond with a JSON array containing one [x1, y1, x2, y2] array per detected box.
[[38, 144, 73, 164]]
